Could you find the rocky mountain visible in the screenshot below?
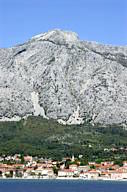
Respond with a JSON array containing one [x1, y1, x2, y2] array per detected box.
[[0, 29, 127, 125]]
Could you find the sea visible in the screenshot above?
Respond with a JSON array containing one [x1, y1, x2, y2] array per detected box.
[[0, 179, 127, 192]]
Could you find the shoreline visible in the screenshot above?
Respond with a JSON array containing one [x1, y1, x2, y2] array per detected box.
[[0, 178, 127, 182]]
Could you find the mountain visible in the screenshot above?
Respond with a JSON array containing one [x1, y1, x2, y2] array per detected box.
[[0, 29, 127, 125]]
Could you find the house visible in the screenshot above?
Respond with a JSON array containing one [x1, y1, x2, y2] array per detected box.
[[78, 165, 90, 172], [85, 170, 100, 180], [60, 163, 65, 170], [24, 156, 33, 162], [100, 171, 110, 179], [33, 167, 54, 178], [101, 161, 114, 166], [58, 169, 74, 177], [80, 172, 88, 179], [69, 164, 78, 171], [109, 170, 127, 180]]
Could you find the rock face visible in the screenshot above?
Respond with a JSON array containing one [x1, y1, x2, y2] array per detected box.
[[0, 29, 127, 125]]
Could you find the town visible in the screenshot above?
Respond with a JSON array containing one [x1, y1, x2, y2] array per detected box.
[[0, 154, 127, 180]]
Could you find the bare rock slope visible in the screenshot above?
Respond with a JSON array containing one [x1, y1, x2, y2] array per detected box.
[[0, 29, 127, 125]]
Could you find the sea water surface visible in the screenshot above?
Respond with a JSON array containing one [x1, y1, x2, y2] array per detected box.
[[0, 179, 127, 192]]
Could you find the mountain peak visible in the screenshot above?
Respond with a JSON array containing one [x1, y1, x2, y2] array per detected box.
[[31, 29, 79, 44]]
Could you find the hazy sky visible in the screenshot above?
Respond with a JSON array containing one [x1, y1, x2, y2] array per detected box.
[[0, 0, 127, 47]]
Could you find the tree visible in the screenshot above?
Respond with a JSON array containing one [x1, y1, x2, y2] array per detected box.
[[10, 170, 13, 178], [0, 171, 2, 177], [52, 166, 58, 175], [90, 165, 96, 169], [20, 154, 25, 164], [114, 160, 123, 167], [65, 159, 71, 169]]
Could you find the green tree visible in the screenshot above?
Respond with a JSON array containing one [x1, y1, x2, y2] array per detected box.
[[52, 166, 58, 175], [20, 154, 25, 164]]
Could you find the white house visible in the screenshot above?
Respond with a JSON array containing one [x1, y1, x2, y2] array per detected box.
[[58, 169, 74, 177]]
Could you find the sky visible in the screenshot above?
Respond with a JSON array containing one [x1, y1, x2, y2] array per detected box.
[[0, 0, 127, 48]]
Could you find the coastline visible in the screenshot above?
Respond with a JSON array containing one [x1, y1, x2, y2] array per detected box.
[[0, 177, 127, 182]]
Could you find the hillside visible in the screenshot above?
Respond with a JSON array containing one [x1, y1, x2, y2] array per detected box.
[[0, 117, 127, 161]]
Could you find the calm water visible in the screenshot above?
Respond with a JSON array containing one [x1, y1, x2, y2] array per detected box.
[[0, 179, 127, 192]]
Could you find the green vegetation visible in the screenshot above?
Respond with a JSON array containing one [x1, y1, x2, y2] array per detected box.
[[0, 116, 127, 161], [53, 166, 59, 175]]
